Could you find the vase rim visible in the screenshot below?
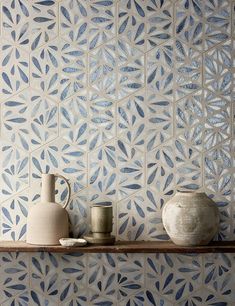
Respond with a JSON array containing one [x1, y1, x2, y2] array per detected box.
[[176, 190, 205, 196]]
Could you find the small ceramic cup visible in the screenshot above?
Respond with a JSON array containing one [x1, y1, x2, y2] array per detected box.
[[91, 206, 113, 236]]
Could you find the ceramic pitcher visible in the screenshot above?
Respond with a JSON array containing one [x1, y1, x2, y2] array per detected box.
[[26, 173, 71, 245]]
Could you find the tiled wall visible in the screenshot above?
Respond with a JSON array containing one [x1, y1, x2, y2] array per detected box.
[[0, 0, 234, 304]]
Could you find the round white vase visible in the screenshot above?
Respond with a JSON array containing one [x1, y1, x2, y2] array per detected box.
[[162, 191, 220, 246]]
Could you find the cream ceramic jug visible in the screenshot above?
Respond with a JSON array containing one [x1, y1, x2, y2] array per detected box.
[[26, 173, 71, 245]]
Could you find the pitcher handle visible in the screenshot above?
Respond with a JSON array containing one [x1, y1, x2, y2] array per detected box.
[[55, 174, 71, 209]]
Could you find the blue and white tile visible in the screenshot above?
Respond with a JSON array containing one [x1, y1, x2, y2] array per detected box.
[[1, 190, 29, 241], [147, 140, 175, 192], [31, 138, 87, 202], [177, 288, 230, 306], [146, 92, 173, 151], [146, 150, 173, 238], [89, 139, 117, 200], [88, 253, 117, 304], [147, 40, 174, 100], [117, 253, 144, 302], [2, 291, 29, 306], [89, 0, 116, 50], [30, 252, 60, 302], [0, 252, 29, 303], [2, 0, 30, 50], [204, 140, 232, 199], [204, 89, 231, 150], [147, 39, 202, 101], [117, 39, 144, 100], [175, 0, 203, 51], [117, 140, 144, 200], [0, 141, 29, 201], [119, 290, 147, 306], [175, 0, 230, 51], [117, 191, 148, 241], [117, 90, 146, 152], [2, 0, 58, 51], [60, 90, 89, 152], [174, 40, 202, 101], [176, 90, 204, 152], [31, 1, 58, 51], [146, 0, 173, 51], [89, 39, 116, 99], [67, 190, 90, 238], [204, 138, 232, 241], [89, 90, 116, 151], [60, 41, 87, 101], [60, 0, 89, 50], [208, 192, 232, 241], [118, 0, 146, 51], [204, 253, 235, 303], [175, 139, 202, 190], [29, 290, 58, 306], [31, 38, 87, 102], [31, 38, 63, 101], [90, 39, 144, 100], [2, 89, 58, 152], [204, 0, 231, 50], [58, 253, 88, 304], [146, 188, 172, 241], [145, 290, 173, 306], [145, 253, 203, 302], [204, 40, 233, 99], [0, 40, 29, 99]]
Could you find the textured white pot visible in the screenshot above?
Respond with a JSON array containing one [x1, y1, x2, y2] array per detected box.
[[162, 191, 220, 246]]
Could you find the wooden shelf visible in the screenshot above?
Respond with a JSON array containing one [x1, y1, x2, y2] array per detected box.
[[0, 240, 235, 253]]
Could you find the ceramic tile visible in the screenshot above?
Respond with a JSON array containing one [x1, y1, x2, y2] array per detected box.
[[176, 90, 204, 152], [175, 139, 202, 190], [204, 40, 233, 99], [2, 291, 29, 306], [58, 253, 88, 304], [31, 138, 87, 202], [88, 253, 117, 304], [117, 140, 144, 200], [203, 253, 235, 303], [0, 40, 29, 100], [2, 0, 58, 52], [146, 187, 172, 241], [145, 253, 203, 302], [175, 0, 230, 51], [147, 40, 202, 101], [31, 38, 87, 102], [146, 92, 173, 151], [117, 191, 148, 241], [0, 252, 29, 304], [1, 191, 29, 241], [0, 141, 29, 201], [89, 139, 117, 200], [146, 0, 173, 51], [2, 89, 58, 152], [118, 0, 146, 52], [117, 253, 145, 302], [2, 0, 30, 51], [29, 252, 60, 302], [147, 140, 175, 192], [0, 0, 234, 303], [60, 90, 89, 151], [117, 90, 146, 151], [89, 90, 116, 150], [177, 288, 231, 306], [90, 38, 144, 100]]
